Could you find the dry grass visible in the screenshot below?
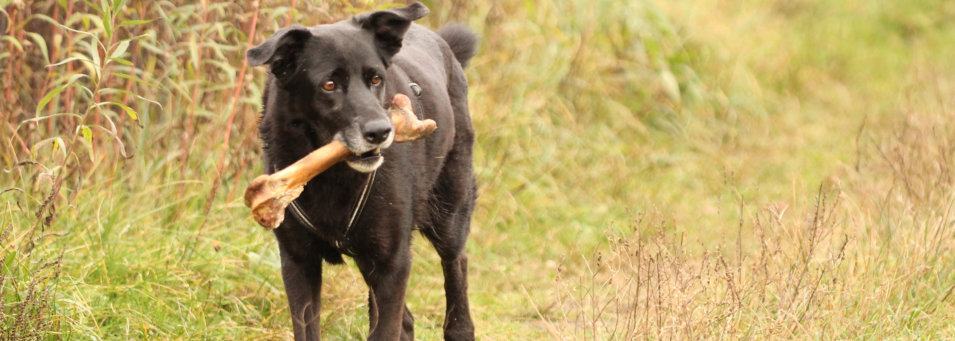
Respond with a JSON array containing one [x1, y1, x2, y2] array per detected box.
[[538, 53, 955, 341], [0, 221, 64, 340]]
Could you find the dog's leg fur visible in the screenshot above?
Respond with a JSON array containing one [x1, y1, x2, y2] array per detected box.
[[367, 296, 415, 340], [422, 154, 476, 340], [355, 244, 413, 341], [276, 234, 325, 341]]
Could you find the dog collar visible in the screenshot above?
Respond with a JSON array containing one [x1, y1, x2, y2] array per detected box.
[[286, 169, 376, 252]]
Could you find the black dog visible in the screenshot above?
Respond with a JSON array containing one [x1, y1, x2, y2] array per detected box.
[[247, 3, 477, 340]]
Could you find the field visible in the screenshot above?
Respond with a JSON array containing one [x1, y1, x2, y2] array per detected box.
[[2, 0, 954, 339]]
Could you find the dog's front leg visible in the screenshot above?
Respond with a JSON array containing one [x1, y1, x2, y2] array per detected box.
[[355, 248, 413, 341], [276, 238, 324, 341]]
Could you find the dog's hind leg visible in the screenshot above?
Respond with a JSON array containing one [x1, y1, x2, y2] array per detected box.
[[402, 305, 415, 340], [423, 216, 475, 341], [422, 154, 477, 341], [437, 249, 474, 341]]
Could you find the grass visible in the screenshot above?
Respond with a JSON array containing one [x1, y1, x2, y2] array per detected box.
[[2, 0, 955, 339]]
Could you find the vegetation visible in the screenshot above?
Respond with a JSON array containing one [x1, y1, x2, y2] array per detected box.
[[1, 0, 953, 339]]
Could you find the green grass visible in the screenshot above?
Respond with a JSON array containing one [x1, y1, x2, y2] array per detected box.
[[3, 0, 955, 339]]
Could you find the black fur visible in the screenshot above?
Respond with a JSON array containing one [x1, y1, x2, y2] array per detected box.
[[248, 3, 478, 341], [436, 24, 479, 68]]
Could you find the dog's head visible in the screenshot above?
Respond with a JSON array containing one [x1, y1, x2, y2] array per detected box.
[[248, 3, 429, 173]]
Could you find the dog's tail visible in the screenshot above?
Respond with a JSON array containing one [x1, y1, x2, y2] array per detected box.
[[437, 24, 478, 68]]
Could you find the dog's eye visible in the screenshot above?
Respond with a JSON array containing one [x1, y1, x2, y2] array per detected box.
[[370, 75, 382, 86], [322, 80, 336, 92]]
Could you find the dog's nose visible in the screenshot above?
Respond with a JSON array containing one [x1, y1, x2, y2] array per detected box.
[[362, 119, 392, 144]]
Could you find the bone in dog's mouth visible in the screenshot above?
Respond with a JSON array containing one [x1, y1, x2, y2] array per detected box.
[[346, 148, 383, 172], [357, 148, 381, 158]]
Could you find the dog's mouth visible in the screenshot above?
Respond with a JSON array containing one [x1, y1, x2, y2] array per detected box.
[[345, 148, 383, 173]]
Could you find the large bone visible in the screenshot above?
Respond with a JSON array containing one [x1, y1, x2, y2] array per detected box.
[[244, 94, 436, 229]]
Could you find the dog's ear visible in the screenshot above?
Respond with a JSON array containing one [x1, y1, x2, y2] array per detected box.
[[247, 25, 312, 79], [354, 2, 429, 58]]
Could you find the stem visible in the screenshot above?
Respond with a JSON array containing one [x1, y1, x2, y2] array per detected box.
[[64, 0, 75, 122], [43, 4, 61, 135], [226, 156, 248, 202], [4, 6, 17, 104], [3, 120, 30, 155], [284, 0, 297, 26]]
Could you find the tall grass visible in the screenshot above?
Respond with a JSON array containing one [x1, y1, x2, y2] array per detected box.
[[2, 0, 954, 339], [543, 81, 955, 338]]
